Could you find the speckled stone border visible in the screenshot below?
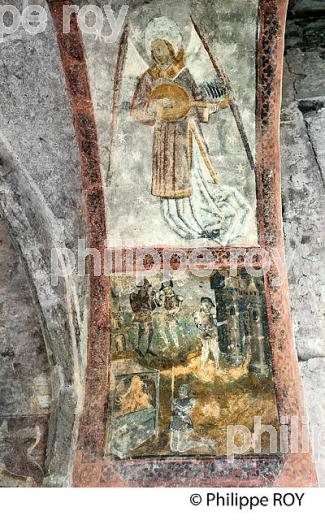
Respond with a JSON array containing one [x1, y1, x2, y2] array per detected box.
[[47, 0, 318, 486]]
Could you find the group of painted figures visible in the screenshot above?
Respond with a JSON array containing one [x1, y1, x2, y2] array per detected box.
[[130, 277, 224, 375]]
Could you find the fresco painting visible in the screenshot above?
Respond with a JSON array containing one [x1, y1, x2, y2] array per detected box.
[[97, 2, 281, 460], [107, 270, 280, 459], [39, 0, 317, 487], [82, 0, 260, 247]]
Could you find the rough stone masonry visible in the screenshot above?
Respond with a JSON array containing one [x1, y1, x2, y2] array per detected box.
[[282, 0, 325, 485]]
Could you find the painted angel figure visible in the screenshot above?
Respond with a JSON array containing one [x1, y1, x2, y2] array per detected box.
[[127, 17, 252, 245]]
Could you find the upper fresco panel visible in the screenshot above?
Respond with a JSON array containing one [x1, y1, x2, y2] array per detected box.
[[81, 0, 259, 248]]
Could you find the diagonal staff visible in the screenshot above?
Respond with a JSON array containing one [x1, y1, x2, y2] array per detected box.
[[191, 16, 256, 172], [108, 23, 129, 180]]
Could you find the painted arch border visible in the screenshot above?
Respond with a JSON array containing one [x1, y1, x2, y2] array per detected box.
[[47, 0, 318, 486]]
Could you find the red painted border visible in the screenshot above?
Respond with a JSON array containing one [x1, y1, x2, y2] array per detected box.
[[255, 0, 317, 486], [47, 0, 111, 464], [47, 0, 317, 486]]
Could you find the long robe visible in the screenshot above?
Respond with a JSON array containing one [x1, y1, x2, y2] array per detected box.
[[131, 65, 252, 245], [131, 66, 214, 198]]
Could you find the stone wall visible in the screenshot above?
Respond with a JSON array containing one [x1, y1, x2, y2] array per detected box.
[[0, 218, 51, 486], [0, 0, 88, 487], [282, 0, 325, 485]]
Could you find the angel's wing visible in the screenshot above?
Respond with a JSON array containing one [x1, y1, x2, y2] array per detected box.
[[121, 37, 149, 107], [186, 26, 217, 86], [108, 30, 148, 176]]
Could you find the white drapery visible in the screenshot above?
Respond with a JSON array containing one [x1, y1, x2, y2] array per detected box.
[[161, 130, 252, 245]]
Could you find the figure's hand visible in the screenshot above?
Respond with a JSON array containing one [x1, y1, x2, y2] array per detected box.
[[215, 319, 227, 327], [162, 98, 174, 108], [215, 93, 230, 110], [143, 99, 161, 121]]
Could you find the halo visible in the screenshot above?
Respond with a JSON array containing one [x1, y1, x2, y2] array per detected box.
[[145, 16, 183, 58]]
